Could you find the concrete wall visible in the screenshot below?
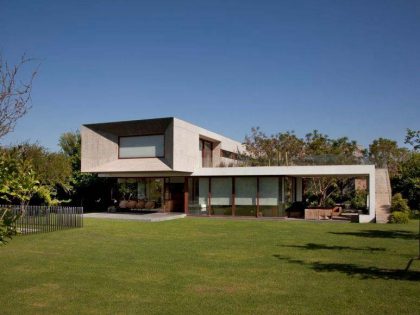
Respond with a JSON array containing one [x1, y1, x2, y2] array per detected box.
[[81, 125, 118, 172], [172, 118, 244, 172], [81, 119, 174, 173], [172, 118, 201, 172]]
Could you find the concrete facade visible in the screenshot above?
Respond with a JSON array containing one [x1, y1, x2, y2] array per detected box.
[[81, 117, 243, 174]]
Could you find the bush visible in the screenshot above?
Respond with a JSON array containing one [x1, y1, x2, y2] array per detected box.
[[323, 198, 336, 208], [351, 190, 367, 210], [391, 193, 410, 213], [389, 211, 410, 224]]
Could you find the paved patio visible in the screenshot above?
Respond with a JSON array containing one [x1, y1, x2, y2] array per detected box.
[[83, 212, 186, 222]]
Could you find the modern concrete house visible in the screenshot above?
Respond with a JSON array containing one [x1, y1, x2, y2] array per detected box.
[[81, 117, 391, 223]]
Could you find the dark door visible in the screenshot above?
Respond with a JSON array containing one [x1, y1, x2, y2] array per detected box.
[[168, 183, 184, 212]]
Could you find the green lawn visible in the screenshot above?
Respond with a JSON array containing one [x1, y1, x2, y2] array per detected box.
[[1, 218, 419, 315]]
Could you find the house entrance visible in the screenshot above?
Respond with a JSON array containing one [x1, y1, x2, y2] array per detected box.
[[165, 178, 185, 213]]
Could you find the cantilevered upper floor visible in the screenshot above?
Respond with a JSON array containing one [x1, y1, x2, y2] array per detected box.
[[81, 117, 244, 175]]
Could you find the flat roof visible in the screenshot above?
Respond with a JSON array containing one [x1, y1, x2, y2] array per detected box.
[[191, 165, 375, 177]]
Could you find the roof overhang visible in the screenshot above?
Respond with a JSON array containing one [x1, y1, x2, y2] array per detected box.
[[83, 117, 173, 137], [191, 165, 375, 177]]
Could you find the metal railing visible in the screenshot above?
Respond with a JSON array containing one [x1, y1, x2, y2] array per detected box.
[[0, 205, 83, 235]]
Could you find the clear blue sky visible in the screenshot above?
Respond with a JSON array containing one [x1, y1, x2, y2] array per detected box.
[[1, 0, 419, 150]]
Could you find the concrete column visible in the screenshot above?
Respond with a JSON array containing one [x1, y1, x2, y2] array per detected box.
[[359, 170, 376, 223]]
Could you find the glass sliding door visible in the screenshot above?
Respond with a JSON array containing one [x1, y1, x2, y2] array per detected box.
[[117, 178, 164, 211], [188, 177, 209, 215], [235, 177, 257, 216], [259, 177, 279, 217], [211, 177, 232, 215]]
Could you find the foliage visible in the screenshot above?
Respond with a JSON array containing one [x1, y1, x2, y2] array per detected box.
[[59, 131, 81, 170], [243, 127, 305, 166], [0, 148, 39, 244], [323, 198, 336, 208], [391, 152, 420, 211], [305, 177, 338, 207], [391, 193, 410, 213], [389, 211, 410, 224], [405, 128, 420, 151], [0, 54, 38, 139], [13, 142, 72, 191], [369, 138, 409, 177], [58, 131, 115, 210], [0, 208, 20, 244], [351, 189, 367, 210], [0, 144, 72, 206], [0, 149, 40, 207]]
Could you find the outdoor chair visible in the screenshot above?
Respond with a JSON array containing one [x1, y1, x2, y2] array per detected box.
[[331, 206, 342, 218]]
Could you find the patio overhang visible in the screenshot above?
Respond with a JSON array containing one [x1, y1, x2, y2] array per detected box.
[[191, 165, 375, 177], [192, 165, 376, 223]]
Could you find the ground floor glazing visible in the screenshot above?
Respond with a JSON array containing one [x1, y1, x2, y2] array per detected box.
[[116, 176, 301, 217]]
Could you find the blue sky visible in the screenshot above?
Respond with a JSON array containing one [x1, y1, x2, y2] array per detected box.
[[1, 0, 419, 150]]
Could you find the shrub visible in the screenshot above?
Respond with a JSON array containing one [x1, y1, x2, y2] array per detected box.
[[391, 193, 410, 213], [323, 198, 336, 208], [351, 190, 367, 210], [389, 211, 410, 224]]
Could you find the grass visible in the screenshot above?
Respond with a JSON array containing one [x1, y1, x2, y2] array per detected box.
[[1, 218, 419, 315]]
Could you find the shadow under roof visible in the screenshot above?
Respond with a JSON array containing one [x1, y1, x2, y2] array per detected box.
[[83, 117, 173, 137]]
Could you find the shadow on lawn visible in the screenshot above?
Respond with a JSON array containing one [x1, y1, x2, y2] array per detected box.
[[273, 255, 420, 281], [279, 243, 385, 252], [329, 230, 419, 240]]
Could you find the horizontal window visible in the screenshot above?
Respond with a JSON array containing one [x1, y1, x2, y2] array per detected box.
[[221, 149, 238, 160], [119, 135, 164, 158]]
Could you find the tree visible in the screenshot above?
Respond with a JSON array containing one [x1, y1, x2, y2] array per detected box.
[[15, 143, 72, 192], [274, 131, 305, 165], [58, 131, 114, 210], [0, 54, 38, 139], [243, 128, 305, 166], [369, 138, 408, 177], [0, 150, 39, 244], [59, 131, 81, 170], [0, 207, 19, 244], [0, 143, 72, 206], [0, 152, 39, 207], [392, 152, 420, 210], [405, 128, 420, 151]]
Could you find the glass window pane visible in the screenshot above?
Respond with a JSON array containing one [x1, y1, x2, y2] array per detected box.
[[188, 178, 209, 215], [119, 135, 164, 158], [235, 177, 257, 216], [211, 177, 232, 215], [259, 177, 284, 217], [259, 177, 278, 206], [198, 178, 209, 205]]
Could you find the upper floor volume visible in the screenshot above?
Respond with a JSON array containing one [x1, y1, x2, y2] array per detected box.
[[81, 117, 244, 176]]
